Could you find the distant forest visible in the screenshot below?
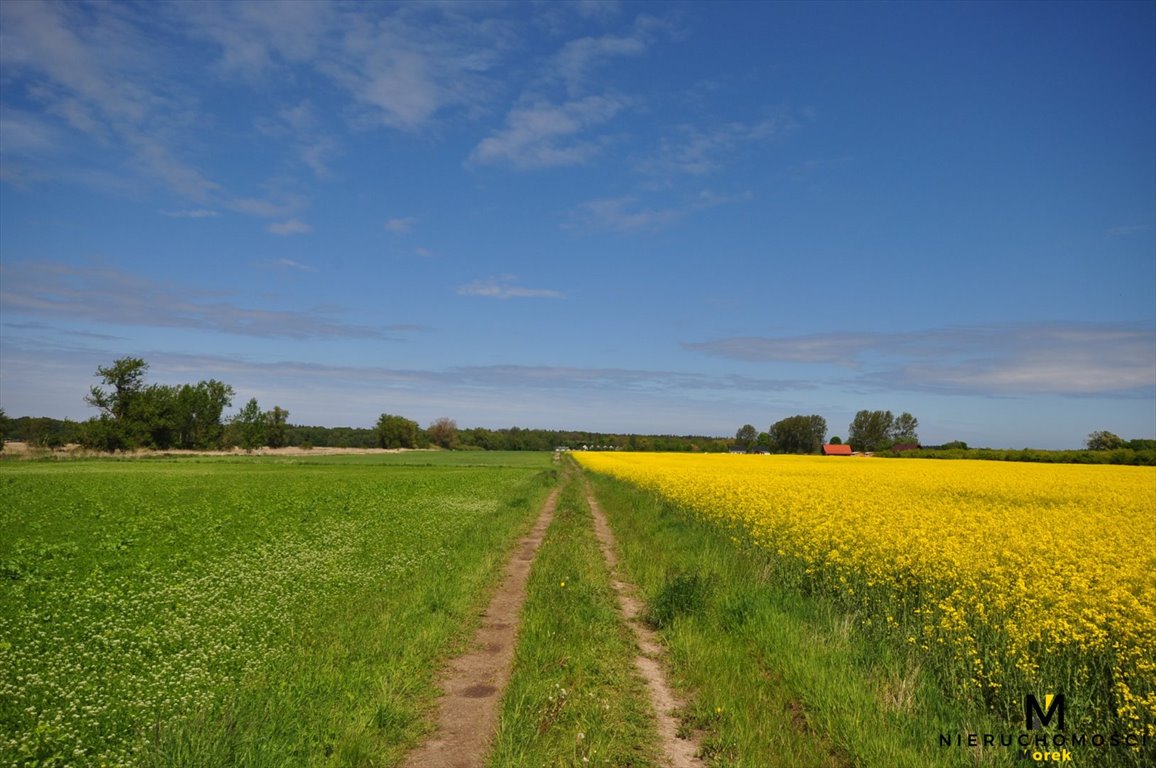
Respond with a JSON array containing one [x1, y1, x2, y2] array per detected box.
[[4, 414, 1154, 465], [0, 414, 731, 454]]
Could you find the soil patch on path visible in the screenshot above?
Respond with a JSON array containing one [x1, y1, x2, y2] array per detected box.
[[401, 485, 561, 768], [584, 482, 705, 768]]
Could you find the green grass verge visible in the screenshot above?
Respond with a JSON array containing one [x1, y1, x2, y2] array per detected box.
[[585, 468, 1020, 768], [488, 476, 662, 768]]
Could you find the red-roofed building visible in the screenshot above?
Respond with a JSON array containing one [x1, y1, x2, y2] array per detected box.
[[822, 443, 853, 456]]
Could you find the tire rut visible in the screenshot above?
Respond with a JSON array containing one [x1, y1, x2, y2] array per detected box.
[[584, 480, 705, 768], [401, 485, 561, 768]]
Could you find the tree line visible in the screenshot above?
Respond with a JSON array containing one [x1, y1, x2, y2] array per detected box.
[[734, 410, 920, 454], [0, 357, 732, 453], [731, 411, 1155, 465]]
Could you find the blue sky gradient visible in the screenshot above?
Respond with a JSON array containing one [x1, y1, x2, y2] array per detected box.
[[1, 0, 1153, 448]]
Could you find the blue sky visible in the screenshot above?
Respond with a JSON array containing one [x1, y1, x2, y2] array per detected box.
[[1, 0, 1153, 448]]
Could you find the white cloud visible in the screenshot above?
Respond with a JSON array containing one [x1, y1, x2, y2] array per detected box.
[[0, 261, 385, 340], [320, 7, 507, 132], [469, 95, 628, 170], [385, 216, 416, 234], [550, 33, 647, 94], [573, 1, 623, 23], [639, 118, 796, 177], [180, 0, 331, 81], [161, 208, 220, 218], [229, 191, 308, 219], [568, 197, 682, 233], [266, 218, 312, 236], [271, 258, 315, 272], [0, 1, 222, 201], [685, 324, 1156, 397], [456, 275, 564, 300], [568, 190, 746, 233], [1106, 224, 1149, 237]]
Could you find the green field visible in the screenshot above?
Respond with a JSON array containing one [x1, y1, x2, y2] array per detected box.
[[1, 453, 555, 767]]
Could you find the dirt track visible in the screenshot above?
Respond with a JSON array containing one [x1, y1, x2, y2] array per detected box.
[[401, 473, 703, 767], [586, 481, 705, 768], [401, 486, 560, 768]]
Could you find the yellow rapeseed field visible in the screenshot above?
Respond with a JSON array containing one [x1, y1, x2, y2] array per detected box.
[[575, 452, 1156, 735]]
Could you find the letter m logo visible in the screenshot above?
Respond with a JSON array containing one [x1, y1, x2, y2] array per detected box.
[[1025, 693, 1065, 730]]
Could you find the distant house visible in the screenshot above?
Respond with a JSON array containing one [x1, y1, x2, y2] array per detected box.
[[890, 443, 920, 453], [822, 443, 853, 456]]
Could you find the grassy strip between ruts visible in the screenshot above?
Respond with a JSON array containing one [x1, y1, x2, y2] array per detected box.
[[488, 474, 663, 767], [584, 466, 1020, 768]]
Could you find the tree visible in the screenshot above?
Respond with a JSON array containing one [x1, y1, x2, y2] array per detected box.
[[848, 410, 921, 452], [234, 398, 267, 450], [427, 417, 458, 450], [132, 383, 180, 449], [81, 357, 151, 449], [85, 357, 148, 422], [79, 358, 236, 452], [768, 414, 827, 454], [734, 424, 758, 452], [756, 431, 773, 452], [848, 410, 894, 453], [376, 413, 419, 449], [1086, 430, 1124, 451], [175, 380, 234, 449], [829, 436, 843, 445], [0, 407, 7, 451], [265, 406, 290, 448], [892, 412, 919, 444]]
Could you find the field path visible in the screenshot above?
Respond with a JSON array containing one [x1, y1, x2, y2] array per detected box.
[[401, 485, 561, 768], [584, 480, 705, 768]]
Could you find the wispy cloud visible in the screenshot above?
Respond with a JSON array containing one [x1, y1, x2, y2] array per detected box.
[[266, 218, 312, 236], [549, 33, 647, 95], [0, 1, 221, 201], [685, 333, 880, 366], [179, 0, 331, 82], [255, 99, 339, 178], [685, 324, 1156, 397], [456, 275, 564, 300], [228, 192, 308, 219], [638, 117, 796, 177], [162, 208, 220, 218], [1106, 224, 1149, 237], [568, 190, 748, 233], [385, 216, 416, 234], [269, 258, 316, 272], [568, 196, 682, 233], [468, 11, 677, 171], [0, 262, 389, 340], [319, 6, 508, 132], [469, 95, 629, 170], [573, 1, 623, 23]]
